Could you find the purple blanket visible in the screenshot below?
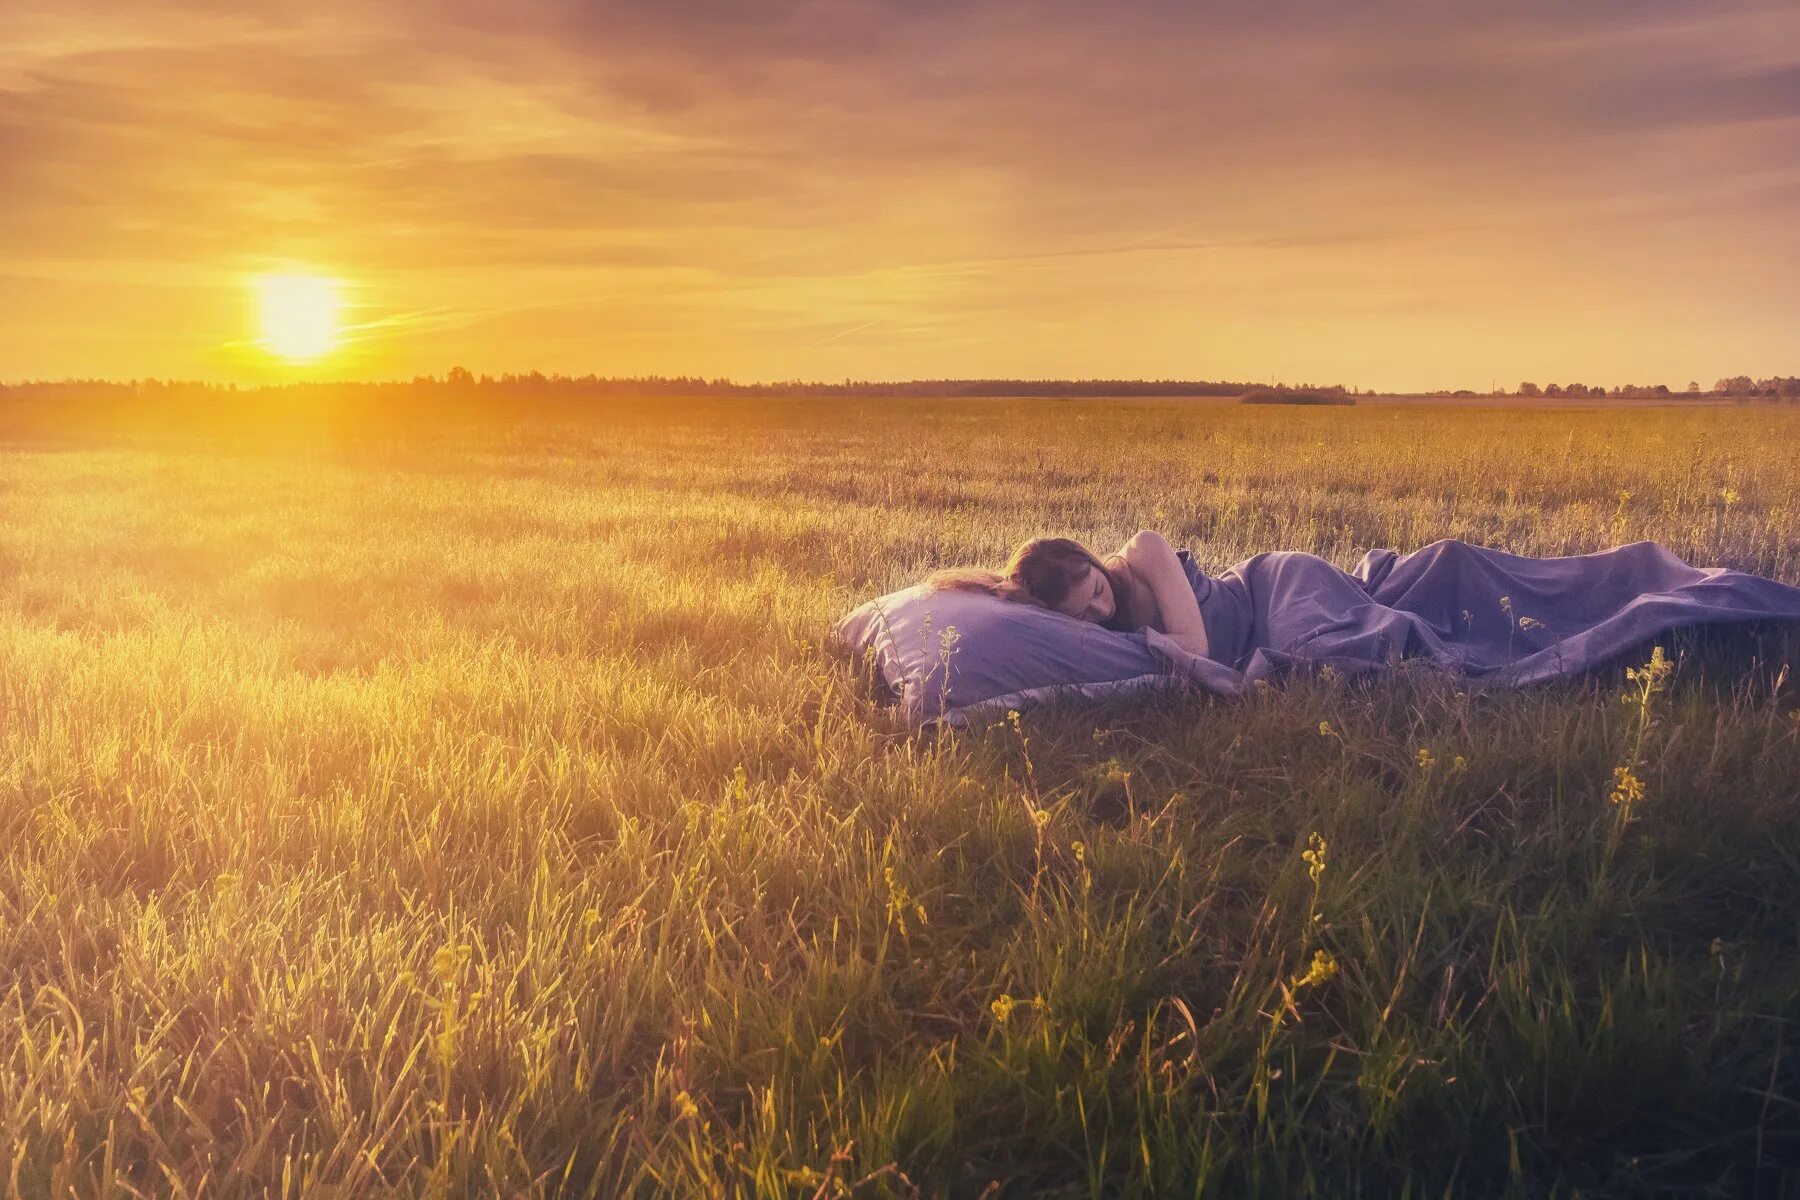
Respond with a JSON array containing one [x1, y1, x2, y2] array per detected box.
[[836, 538, 1800, 727], [1178, 538, 1800, 686]]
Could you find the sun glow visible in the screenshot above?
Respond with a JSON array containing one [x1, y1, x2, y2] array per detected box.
[[254, 274, 342, 361]]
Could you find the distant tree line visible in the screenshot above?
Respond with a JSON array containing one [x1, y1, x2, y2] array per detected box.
[[1511, 376, 1800, 400], [2, 372, 1792, 403], [1708, 375, 1800, 399], [0, 372, 1273, 401]]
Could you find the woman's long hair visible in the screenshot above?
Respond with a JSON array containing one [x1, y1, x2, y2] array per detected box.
[[927, 537, 1138, 632]]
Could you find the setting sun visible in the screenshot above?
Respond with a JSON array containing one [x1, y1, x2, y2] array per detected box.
[[254, 274, 341, 362]]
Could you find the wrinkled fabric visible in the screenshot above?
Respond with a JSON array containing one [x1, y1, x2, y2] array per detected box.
[[837, 539, 1800, 728], [834, 580, 1201, 727], [1173, 539, 1800, 686]]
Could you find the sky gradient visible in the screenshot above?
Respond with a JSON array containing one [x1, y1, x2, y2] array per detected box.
[[4, 0, 1799, 390]]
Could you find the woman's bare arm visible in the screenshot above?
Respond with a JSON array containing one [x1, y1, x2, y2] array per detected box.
[[1121, 530, 1210, 658]]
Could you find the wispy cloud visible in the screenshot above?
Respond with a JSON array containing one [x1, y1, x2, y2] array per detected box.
[[3, 0, 1798, 387]]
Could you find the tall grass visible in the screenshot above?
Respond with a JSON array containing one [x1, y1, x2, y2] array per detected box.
[[1, 395, 1797, 1197]]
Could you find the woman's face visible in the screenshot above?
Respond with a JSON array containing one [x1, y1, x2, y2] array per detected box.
[[1052, 563, 1115, 624]]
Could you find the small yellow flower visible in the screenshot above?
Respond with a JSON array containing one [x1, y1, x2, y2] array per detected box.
[[1317, 720, 1335, 738], [1071, 841, 1086, 863], [1518, 616, 1544, 631], [884, 866, 928, 933], [1301, 832, 1328, 885], [673, 1091, 700, 1120], [1033, 808, 1052, 828], [431, 943, 471, 985], [1451, 755, 1468, 772], [1624, 646, 1673, 694], [1416, 748, 1436, 770], [990, 993, 1044, 1023], [1290, 949, 1339, 989], [1608, 764, 1646, 817]]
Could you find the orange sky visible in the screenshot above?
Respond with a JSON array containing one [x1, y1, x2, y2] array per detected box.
[[3, 0, 1799, 391]]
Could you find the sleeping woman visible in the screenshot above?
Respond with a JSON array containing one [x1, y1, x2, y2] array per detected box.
[[928, 531, 1800, 683], [929, 533, 1213, 657]]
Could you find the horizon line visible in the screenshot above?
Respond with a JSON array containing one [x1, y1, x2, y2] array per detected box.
[[3, 371, 1787, 396]]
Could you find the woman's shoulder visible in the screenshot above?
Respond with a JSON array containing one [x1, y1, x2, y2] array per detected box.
[[1101, 554, 1160, 631]]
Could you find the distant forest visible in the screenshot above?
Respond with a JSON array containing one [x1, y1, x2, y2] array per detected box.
[[1, 372, 1796, 400], [1511, 375, 1800, 400], [0, 373, 1260, 400]]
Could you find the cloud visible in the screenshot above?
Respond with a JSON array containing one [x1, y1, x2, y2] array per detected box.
[[1589, 63, 1800, 129], [2, 0, 1798, 385]]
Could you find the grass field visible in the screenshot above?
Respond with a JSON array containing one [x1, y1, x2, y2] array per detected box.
[[3, 394, 1799, 1197]]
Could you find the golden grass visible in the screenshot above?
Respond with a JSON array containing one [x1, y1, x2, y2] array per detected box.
[[2, 395, 1798, 1196]]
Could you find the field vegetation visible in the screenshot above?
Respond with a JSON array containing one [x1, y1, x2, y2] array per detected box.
[[2, 394, 1798, 1197], [1238, 388, 1355, 406]]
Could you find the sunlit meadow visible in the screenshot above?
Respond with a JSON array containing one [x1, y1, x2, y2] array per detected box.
[[3, 394, 1799, 1197]]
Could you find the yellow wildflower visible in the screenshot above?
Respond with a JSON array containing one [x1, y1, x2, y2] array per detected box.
[[1624, 645, 1672, 696], [1301, 832, 1327, 885], [1291, 949, 1339, 989], [884, 866, 928, 934], [1608, 764, 1646, 819], [431, 943, 471, 985], [990, 993, 1044, 1024]]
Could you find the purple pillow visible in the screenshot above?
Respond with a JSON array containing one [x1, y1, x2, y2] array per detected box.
[[834, 582, 1243, 727]]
